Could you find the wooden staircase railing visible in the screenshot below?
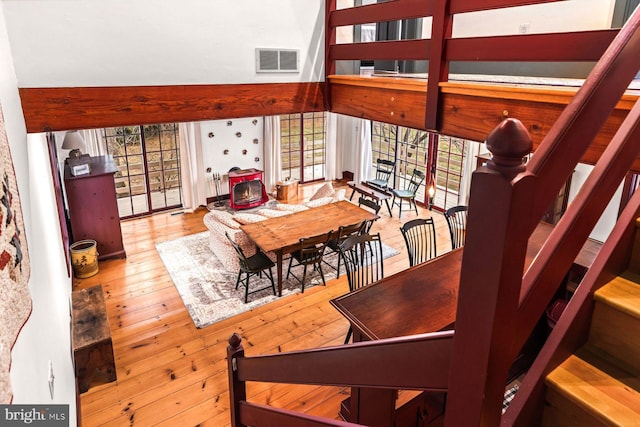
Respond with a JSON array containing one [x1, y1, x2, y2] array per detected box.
[[224, 2, 640, 426], [227, 331, 453, 427], [446, 5, 640, 426]]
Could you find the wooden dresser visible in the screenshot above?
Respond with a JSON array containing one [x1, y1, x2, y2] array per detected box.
[[64, 155, 126, 260]]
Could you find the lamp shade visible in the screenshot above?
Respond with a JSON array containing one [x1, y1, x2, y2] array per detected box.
[[62, 130, 86, 151]]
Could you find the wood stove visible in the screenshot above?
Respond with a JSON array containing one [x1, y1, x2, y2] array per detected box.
[[228, 168, 269, 210]]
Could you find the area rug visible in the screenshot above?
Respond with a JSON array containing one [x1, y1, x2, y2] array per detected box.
[[156, 231, 399, 329]]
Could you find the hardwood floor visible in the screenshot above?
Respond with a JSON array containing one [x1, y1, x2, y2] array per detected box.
[[75, 181, 454, 426]]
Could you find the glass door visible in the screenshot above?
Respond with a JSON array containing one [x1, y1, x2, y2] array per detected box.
[[281, 112, 326, 183], [103, 124, 182, 218]]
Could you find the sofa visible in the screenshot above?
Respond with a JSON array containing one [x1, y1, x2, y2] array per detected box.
[[203, 184, 346, 272]]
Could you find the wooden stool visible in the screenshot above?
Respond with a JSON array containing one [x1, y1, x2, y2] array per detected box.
[[71, 284, 116, 393]]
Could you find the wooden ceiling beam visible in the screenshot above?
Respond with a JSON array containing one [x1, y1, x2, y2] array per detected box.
[[19, 82, 326, 133]]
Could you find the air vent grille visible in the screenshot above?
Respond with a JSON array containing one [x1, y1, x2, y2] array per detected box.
[[256, 48, 299, 73]]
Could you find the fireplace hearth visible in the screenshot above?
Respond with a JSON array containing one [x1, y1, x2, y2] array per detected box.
[[228, 168, 269, 210]]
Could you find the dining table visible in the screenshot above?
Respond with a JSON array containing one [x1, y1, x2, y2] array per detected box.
[[240, 200, 378, 296], [329, 221, 602, 425]]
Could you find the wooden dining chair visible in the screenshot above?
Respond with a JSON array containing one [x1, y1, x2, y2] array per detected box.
[[366, 158, 396, 190], [400, 217, 437, 267], [323, 222, 366, 278], [287, 231, 334, 292], [225, 231, 276, 303], [444, 205, 468, 249], [358, 196, 381, 233], [391, 168, 426, 218], [338, 232, 385, 343]]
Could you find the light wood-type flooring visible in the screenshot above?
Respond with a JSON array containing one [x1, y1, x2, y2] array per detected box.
[[75, 180, 454, 426]]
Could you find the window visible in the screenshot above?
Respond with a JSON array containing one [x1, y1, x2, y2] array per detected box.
[[280, 112, 326, 183], [103, 124, 182, 218], [371, 121, 469, 211], [434, 135, 466, 210]]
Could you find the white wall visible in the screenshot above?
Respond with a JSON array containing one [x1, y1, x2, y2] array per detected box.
[[452, 0, 616, 38], [0, 4, 76, 423], [200, 117, 264, 198], [568, 163, 623, 243], [2, 0, 325, 88]]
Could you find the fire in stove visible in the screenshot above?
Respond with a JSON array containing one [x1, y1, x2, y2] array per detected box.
[[228, 168, 269, 210], [233, 180, 264, 205]]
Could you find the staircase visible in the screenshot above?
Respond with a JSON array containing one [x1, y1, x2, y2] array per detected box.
[[542, 221, 640, 425]]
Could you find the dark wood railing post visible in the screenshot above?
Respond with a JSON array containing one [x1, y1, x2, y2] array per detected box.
[[425, 0, 452, 131], [445, 119, 535, 426], [324, 0, 337, 111], [227, 333, 247, 427]]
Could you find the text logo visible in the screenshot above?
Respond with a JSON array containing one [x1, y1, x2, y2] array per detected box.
[[0, 405, 68, 426]]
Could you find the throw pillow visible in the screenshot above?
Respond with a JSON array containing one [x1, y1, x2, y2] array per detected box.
[[218, 215, 241, 230], [333, 188, 347, 202], [275, 203, 309, 212], [305, 196, 334, 208], [233, 212, 268, 225], [257, 208, 291, 218], [206, 209, 235, 222], [309, 182, 335, 201]]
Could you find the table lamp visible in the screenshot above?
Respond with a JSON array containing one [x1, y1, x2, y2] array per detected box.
[[62, 130, 87, 159]]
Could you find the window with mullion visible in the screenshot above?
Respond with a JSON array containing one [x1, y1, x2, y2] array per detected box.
[[395, 126, 429, 205], [435, 135, 466, 211], [371, 120, 469, 211], [371, 121, 398, 187], [280, 112, 326, 183], [103, 123, 181, 218]]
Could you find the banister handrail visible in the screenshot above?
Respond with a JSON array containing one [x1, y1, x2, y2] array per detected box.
[[238, 401, 365, 427], [227, 331, 453, 426], [524, 7, 640, 233], [446, 5, 640, 426], [503, 187, 640, 425], [517, 98, 640, 351], [229, 330, 453, 390]]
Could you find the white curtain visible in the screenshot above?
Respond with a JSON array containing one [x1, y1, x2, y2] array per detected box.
[[335, 114, 372, 184], [80, 128, 106, 156], [353, 118, 372, 183], [263, 116, 282, 193], [178, 122, 207, 212], [458, 140, 482, 205], [324, 112, 341, 181]]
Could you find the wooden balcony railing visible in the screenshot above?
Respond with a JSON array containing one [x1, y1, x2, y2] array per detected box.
[[325, 0, 619, 131]]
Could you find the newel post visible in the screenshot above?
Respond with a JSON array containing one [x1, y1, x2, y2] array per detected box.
[[227, 333, 247, 427], [445, 119, 535, 426]]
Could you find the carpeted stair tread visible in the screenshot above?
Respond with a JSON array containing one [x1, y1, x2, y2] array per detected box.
[[593, 274, 640, 320], [545, 351, 640, 425]]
